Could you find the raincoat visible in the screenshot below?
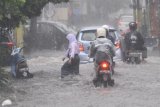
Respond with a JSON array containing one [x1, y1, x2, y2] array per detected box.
[[89, 37, 115, 60], [61, 33, 80, 78], [124, 30, 147, 59], [89, 37, 116, 78]]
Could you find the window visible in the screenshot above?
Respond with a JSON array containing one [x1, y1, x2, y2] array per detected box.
[[81, 30, 96, 41]]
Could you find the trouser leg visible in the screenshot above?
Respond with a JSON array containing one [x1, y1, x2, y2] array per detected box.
[[142, 47, 147, 59], [61, 60, 72, 78], [72, 55, 80, 75]]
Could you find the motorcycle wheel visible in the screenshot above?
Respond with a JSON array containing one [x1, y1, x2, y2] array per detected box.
[[135, 57, 141, 64], [131, 57, 135, 64], [103, 81, 108, 88], [108, 79, 115, 86], [103, 74, 108, 88], [104, 74, 114, 87], [16, 61, 29, 78], [93, 78, 101, 87]]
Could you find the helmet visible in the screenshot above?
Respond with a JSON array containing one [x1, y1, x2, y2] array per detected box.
[[96, 27, 106, 38], [129, 22, 137, 31], [102, 25, 109, 30], [102, 25, 110, 37]]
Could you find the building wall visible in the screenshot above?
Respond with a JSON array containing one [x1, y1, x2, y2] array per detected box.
[[14, 24, 24, 48]]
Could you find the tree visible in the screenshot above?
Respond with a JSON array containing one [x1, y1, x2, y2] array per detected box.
[[0, 0, 69, 86], [21, 0, 69, 18], [0, 0, 69, 29], [0, 0, 26, 29], [21, 0, 69, 51]]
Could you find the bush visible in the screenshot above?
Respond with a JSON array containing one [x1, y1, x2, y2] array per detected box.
[[0, 67, 9, 88], [0, 46, 12, 66]]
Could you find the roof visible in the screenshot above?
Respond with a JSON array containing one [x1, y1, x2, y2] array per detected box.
[[79, 25, 116, 32], [38, 20, 77, 35], [80, 26, 101, 31]]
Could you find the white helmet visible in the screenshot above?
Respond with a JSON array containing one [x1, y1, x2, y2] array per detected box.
[[102, 25, 109, 29], [102, 25, 109, 32], [96, 27, 106, 38]]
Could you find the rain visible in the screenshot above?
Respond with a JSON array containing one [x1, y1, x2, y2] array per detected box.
[[1, 0, 160, 107]]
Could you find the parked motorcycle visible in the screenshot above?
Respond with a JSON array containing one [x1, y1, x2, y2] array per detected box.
[[93, 58, 114, 88], [11, 47, 33, 78]]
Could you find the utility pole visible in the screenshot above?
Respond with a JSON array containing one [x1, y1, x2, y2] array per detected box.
[[158, 0, 160, 35], [132, 0, 141, 29], [137, 0, 140, 23], [146, 0, 151, 37], [135, 0, 143, 31], [133, 0, 140, 22], [157, 0, 160, 55], [132, 0, 137, 21]]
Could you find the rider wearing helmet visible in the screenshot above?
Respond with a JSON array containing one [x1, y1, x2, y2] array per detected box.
[[89, 27, 115, 59], [89, 27, 115, 82], [124, 22, 147, 61]]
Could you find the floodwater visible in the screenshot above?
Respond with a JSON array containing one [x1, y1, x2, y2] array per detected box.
[[1, 50, 160, 107]]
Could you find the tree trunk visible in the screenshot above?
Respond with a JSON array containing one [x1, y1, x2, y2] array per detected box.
[[29, 17, 37, 50], [30, 17, 37, 36]]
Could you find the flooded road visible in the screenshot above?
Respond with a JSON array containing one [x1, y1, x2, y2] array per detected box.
[[2, 50, 160, 107]]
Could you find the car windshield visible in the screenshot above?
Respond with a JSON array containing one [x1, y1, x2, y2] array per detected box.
[[81, 30, 96, 41]]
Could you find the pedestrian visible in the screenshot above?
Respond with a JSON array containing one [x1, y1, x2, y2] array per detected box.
[[61, 33, 80, 78]]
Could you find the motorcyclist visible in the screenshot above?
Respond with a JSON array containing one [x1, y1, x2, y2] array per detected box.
[[124, 22, 147, 61], [102, 25, 117, 65], [89, 27, 115, 83]]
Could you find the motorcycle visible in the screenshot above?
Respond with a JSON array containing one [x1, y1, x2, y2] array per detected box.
[[93, 57, 114, 88], [11, 47, 33, 78]]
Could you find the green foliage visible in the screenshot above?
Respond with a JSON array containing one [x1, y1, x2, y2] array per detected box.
[[21, 0, 69, 18], [0, 0, 69, 29], [0, 67, 9, 88], [21, 0, 48, 18], [0, 46, 12, 66], [0, 0, 26, 29]]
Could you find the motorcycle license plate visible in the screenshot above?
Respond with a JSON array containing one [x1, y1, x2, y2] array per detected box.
[[129, 52, 142, 57]]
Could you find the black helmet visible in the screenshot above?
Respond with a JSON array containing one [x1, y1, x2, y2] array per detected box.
[[129, 22, 137, 31]]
